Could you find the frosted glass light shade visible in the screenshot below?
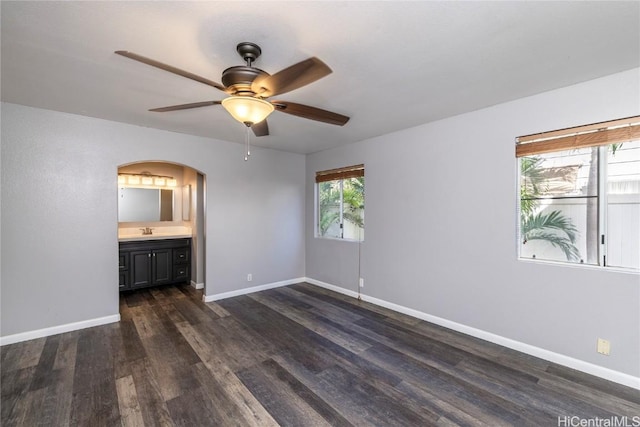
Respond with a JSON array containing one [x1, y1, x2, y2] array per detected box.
[[221, 96, 274, 125]]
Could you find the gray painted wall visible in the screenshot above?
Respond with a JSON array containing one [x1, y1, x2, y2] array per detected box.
[[306, 68, 640, 377], [1, 103, 305, 336]]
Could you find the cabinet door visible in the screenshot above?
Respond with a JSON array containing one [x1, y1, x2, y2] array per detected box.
[[118, 252, 129, 270], [119, 251, 130, 290], [119, 270, 130, 290], [131, 251, 152, 288], [152, 249, 172, 285]]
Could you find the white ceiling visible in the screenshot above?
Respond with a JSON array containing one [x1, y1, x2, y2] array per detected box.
[[2, 1, 639, 154]]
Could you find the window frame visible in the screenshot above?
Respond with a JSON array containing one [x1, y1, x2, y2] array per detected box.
[[516, 117, 640, 272], [315, 164, 364, 242]]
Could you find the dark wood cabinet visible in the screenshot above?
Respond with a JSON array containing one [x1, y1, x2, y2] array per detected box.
[[118, 252, 130, 290], [119, 238, 191, 292], [152, 249, 172, 285]]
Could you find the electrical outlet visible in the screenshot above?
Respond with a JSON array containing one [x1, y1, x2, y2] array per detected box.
[[597, 338, 610, 355], [247, 273, 252, 282], [359, 278, 364, 288]]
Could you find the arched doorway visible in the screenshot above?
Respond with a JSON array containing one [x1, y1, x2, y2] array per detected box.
[[117, 160, 206, 300]]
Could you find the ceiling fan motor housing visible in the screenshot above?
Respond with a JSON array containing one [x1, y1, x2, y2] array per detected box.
[[221, 66, 269, 96]]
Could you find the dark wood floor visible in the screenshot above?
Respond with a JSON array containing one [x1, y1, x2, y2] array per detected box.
[[2, 283, 639, 426]]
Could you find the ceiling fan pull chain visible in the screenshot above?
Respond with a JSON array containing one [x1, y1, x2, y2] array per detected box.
[[244, 124, 251, 161]]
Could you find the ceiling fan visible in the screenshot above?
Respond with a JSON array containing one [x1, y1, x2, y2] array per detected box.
[[115, 42, 350, 137]]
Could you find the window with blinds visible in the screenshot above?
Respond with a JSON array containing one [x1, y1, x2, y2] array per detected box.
[[316, 164, 364, 241], [516, 116, 640, 270]]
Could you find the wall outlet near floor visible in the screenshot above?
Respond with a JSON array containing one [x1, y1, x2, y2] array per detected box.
[[247, 273, 252, 282], [597, 338, 610, 355], [359, 278, 364, 288]]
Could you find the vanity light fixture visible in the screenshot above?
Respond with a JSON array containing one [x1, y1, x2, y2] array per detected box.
[[118, 172, 177, 188], [127, 175, 141, 185]]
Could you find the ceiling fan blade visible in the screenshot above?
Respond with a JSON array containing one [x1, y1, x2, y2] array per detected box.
[[115, 51, 227, 92], [272, 101, 350, 126], [149, 101, 221, 112], [251, 120, 269, 137], [251, 57, 331, 97]]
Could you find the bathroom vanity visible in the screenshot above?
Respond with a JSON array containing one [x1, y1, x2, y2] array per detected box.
[[119, 238, 191, 291]]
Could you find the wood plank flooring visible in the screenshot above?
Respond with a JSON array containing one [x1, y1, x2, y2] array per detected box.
[[2, 282, 639, 426]]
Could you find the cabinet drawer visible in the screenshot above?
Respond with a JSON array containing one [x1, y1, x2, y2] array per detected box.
[[119, 252, 129, 270], [173, 265, 190, 282], [173, 248, 190, 264]]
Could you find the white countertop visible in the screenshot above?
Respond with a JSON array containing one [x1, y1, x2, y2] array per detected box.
[[118, 233, 192, 242], [118, 226, 192, 242]]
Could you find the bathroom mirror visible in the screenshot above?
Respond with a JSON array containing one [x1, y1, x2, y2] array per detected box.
[[118, 187, 173, 222]]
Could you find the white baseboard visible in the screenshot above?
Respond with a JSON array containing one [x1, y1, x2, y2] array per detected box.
[[202, 277, 306, 302], [5, 277, 636, 390], [305, 277, 361, 299], [305, 277, 640, 390], [190, 280, 204, 290], [0, 314, 121, 346]]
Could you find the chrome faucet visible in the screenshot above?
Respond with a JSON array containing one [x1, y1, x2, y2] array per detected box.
[[140, 227, 154, 235]]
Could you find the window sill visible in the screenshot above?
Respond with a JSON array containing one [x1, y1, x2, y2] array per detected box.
[[315, 236, 364, 243], [518, 257, 639, 275]]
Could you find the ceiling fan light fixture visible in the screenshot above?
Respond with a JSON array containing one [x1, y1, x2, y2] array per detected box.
[[221, 96, 274, 125]]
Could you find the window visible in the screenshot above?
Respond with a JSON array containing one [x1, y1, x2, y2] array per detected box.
[[316, 164, 364, 241], [517, 116, 640, 270]]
